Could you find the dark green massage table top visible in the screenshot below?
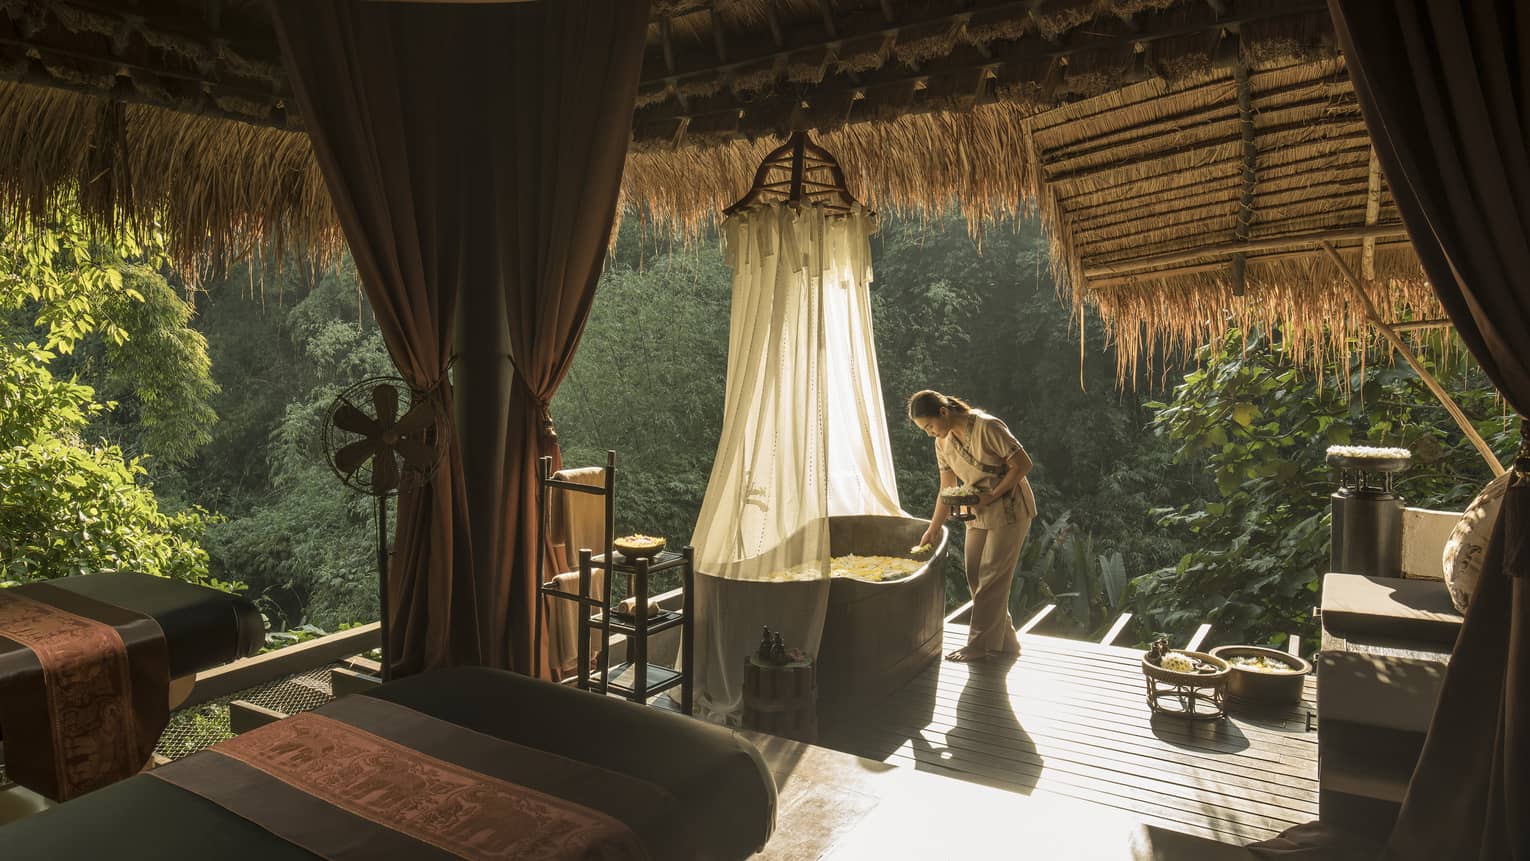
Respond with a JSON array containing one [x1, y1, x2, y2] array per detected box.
[[0, 667, 778, 860], [42, 573, 266, 678]]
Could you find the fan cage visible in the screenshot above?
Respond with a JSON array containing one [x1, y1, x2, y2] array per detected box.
[[321, 375, 446, 497]]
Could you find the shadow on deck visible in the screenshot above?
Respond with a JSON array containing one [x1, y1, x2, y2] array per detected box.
[[819, 622, 1319, 845]]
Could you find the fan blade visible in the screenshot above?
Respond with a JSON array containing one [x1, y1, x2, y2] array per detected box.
[[333, 402, 379, 436], [393, 401, 437, 437], [396, 438, 437, 472], [372, 449, 400, 494], [373, 384, 399, 428], [334, 439, 377, 477]]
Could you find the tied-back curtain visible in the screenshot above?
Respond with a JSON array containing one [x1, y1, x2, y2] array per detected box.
[[1329, 3, 1530, 858], [691, 202, 900, 721], [479, 1, 649, 675], [271, 0, 649, 677], [269, 1, 482, 676]]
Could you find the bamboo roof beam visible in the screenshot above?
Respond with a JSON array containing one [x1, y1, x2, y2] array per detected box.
[[1392, 319, 1455, 331], [1321, 240, 1505, 476], [0, 0, 293, 127], [1084, 207, 1397, 264], [1059, 148, 1374, 213], [631, 0, 1331, 144], [1041, 82, 1353, 165], [1230, 58, 1257, 295], [1044, 117, 1368, 187], [1088, 237, 1415, 287], [1073, 177, 1373, 234], [1362, 148, 1384, 280], [1083, 224, 1410, 279], [1044, 130, 1373, 202]]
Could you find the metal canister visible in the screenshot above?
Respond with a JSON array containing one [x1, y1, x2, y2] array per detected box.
[[1325, 448, 1410, 579]]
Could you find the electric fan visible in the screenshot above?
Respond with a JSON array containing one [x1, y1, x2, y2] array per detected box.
[[321, 376, 446, 680]]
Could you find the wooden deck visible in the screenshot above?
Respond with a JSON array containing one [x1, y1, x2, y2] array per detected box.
[[820, 623, 1319, 845], [746, 729, 1257, 860]]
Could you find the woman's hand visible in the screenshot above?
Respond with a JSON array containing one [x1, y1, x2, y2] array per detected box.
[[976, 491, 999, 509], [919, 525, 940, 548]]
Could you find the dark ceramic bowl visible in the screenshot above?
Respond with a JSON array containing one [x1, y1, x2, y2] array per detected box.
[[1209, 645, 1310, 705]]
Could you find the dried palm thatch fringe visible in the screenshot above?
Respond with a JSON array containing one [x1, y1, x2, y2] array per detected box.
[[621, 100, 1042, 241], [0, 82, 339, 277], [1085, 244, 1443, 385], [0, 39, 1445, 384]]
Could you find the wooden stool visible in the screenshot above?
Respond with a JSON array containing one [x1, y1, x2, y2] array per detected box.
[[741, 655, 818, 743]]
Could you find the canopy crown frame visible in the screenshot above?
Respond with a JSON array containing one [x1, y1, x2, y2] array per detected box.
[[724, 131, 861, 215]]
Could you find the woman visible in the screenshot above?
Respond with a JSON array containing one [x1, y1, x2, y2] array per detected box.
[[911, 390, 1037, 662]]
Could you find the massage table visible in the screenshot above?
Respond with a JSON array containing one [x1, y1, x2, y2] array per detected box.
[[35, 573, 266, 680], [0, 666, 777, 859], [0, 573, 264, 798]]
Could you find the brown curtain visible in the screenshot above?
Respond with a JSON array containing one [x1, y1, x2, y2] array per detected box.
[[269, 1, 482, 676], [1328, 3, 1530, 859], [270, 1, 649, 677], [466, 2, 649, 675]]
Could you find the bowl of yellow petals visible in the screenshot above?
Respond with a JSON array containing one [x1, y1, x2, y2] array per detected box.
[[613, 534, 666, 561], [1208, 645, 1310, 705]]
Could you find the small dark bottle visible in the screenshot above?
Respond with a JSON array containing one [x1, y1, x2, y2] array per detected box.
[[769, 632, 788, 665]]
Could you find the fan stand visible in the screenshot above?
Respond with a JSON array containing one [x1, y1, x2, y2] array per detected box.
[[375, 494, 393, 682], [724, 130, 861, 215], [322, 376, 443, 687]]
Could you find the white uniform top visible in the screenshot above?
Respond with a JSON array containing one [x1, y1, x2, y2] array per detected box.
[[935, 410, 1038, 530]]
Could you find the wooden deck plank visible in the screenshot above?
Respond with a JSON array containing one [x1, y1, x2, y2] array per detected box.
[[932, 632, 1316, 753], [901, 664, 1319, 758], [876, 747, 1292, 843], [857, 691, 1320, 793], [838, 718, 1315, 825], [839, 704, 1319, 798], [987, 628, 1318, 705], [855, 721, 1317, 818], [904, 673, 1318, 763], [744, 730, 1259, 857], [820, 622, 1319, 844], [946, 631, 1318, 736]]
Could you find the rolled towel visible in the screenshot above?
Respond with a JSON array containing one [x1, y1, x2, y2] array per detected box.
[[616, 597, 662, 618]]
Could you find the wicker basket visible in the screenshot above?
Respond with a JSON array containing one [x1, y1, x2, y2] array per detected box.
[[1141, 650, 1231, 720]]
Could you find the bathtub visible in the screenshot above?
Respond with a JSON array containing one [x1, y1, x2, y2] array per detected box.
[[816, 514, 950, 714]]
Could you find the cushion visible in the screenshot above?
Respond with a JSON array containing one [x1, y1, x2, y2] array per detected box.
[[1441, 471, 1510, 613], [1320, 572, 1463, 647], [1316, 650, 1446, 734]]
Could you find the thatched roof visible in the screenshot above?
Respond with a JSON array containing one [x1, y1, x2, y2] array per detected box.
[[0, 0, 1442, 375]]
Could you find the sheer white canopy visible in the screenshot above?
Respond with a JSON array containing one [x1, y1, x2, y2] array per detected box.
[[691, 201, 901, 721]]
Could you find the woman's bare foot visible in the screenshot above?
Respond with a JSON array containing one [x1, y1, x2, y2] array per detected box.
[[944, 645, 987, 663]]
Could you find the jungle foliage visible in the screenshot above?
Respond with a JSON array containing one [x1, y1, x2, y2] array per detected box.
[[2, 209, 1514, 653], [0, 216, 223, 588], [1135, 331, 1513, 648]]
